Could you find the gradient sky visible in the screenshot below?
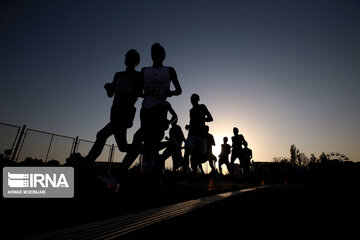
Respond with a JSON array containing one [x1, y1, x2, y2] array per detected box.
[[1, 0, 359, 163]]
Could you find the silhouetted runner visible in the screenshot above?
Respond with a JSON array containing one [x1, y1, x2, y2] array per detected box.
[[184, 94, 213, 173], [199, 126, 217, 174], [140, 43, 182, 171], [241, 142, 252, 178], [160, 118, 185, 171], [116, 101, 177, 185], [218, 137, 231, 175], [85, 49, 142, 163], [142, 101, 177, 172], [230, 127, 247, 173]]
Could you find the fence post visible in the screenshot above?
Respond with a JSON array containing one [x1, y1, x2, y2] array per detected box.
[[45, 134, 54, 163], [107, 144, 114, 175], [11, 125, 26, 162], [71, 136, 79, 156]]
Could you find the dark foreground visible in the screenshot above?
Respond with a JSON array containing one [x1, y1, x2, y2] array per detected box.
[[2, 181, 359, 240], [122, 183, 360, 240], [1, 174, 255, 239]]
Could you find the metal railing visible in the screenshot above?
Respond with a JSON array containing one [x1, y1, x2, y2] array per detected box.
[[75, 139, 112, 163], [0, 122, 139, 166], [15, 128, 76, 165], [0, 123, 22, 159]]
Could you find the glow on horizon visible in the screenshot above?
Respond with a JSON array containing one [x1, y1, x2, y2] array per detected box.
[[1, 0, 359, 165]]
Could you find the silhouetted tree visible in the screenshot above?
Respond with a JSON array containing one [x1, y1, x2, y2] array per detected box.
[[22, 157, 43, 166], [46, 159, 60, 166], [273, 156, 290, 163], [297, 152, 309, 166], [309, 154, 317, 163], [290, 144, 297, 166], [320, 152, 328, 163], [290, 144, 308, 166]]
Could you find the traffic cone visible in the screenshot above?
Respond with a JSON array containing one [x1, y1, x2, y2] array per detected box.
[[261, 180, 265, 186], [208, 177, 215, 191]]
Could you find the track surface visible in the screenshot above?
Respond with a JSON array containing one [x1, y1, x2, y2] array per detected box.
[[16, 183, 360, 240], [122, 183, 360, 240], [24, 185, 272, 240]]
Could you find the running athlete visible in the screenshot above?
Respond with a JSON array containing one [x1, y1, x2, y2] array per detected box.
[[230, 127, 247, 172], [140, 43, 182, 166], [85, 49, 142, 163], [218, 137, 231, 175], [241, 142, 253, 178], [160, 118, 185, 171], [142, 101, 178, 172], [184, 93, 213, 173], [199, 126, 217, 174]]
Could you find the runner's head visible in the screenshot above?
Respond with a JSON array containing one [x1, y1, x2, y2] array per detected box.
[[223, 137, 228, 143], [190, 93, 200, 106], [151, 43, 166, 64], [233, 127, 239, 135], [125, 49, 140, 68]]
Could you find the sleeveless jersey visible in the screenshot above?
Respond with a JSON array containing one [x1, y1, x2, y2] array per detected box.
[[113, 71, 141, 107], [142, 66, 171, 109], [242, 148, 252, 160], [232, 134, 245, 152], [189, 104, 208, 137], [220, 144, 231, 157]]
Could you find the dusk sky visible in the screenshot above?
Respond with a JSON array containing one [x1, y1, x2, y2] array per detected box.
[[1, 0, 359, 163]]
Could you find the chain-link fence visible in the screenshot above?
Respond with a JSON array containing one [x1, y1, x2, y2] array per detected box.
[[76, 139, 112, 163], [0, 123, 21, 158], [112, 146, 141, 168], [113, 146, 128, 163], [0, 122, 141, 168], [16, 129, 76, 165]]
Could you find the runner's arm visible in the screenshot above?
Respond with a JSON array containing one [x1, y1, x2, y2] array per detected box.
[[104, 73, 118, 97], [203, 105, 213, 122], [168, 67, 182, 97], [166, 101, 178, 125]]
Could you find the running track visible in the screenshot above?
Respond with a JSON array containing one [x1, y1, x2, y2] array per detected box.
[[24, 185, 277, 240]]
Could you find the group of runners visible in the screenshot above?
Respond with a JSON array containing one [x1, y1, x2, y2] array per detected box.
[[84, 43, 252, 179]]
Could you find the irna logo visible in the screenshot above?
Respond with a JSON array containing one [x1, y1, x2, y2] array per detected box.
[[7, 172, 69, 188], [3, 167, 74, 198]]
